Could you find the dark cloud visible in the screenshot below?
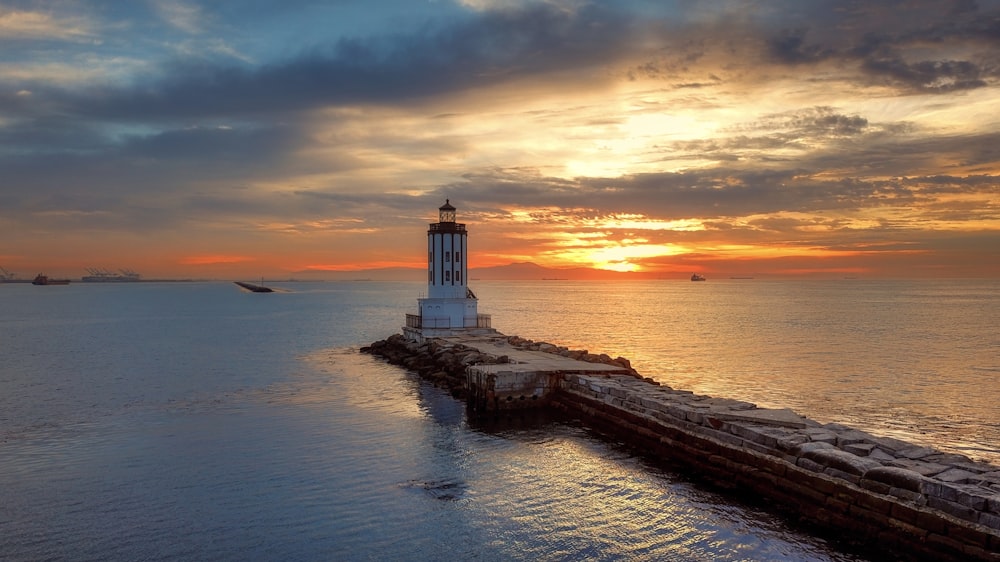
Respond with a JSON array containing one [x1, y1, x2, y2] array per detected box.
[[862, 57, 987, 92], [768, 30, 835, 64], [119, 124, 299, 162], [16, 4, 634, 122], [757, 1, 1000, 93], [735, 107, 869, 136]]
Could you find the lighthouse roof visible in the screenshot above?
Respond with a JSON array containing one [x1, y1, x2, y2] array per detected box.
[[439, 199, 455, 211]]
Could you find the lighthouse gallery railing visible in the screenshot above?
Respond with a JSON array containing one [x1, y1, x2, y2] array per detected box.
[[405, 313, 491, 329]]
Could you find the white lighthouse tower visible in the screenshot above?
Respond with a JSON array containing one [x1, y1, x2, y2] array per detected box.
[[404, 200, 492, 341]]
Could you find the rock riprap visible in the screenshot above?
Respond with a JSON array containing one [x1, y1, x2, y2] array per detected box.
[[363, 332, 1000, 561]]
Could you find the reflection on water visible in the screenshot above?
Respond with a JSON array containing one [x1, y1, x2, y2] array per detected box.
[[474, 279, 1000, 464], [2, 279, 993, 560]]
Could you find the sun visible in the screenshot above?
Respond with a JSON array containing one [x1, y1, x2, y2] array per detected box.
[[545, 243, 686, 272]]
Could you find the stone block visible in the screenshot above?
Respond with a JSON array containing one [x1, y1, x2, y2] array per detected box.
[[925, 452, 972, 465], [860, 478, 892, 495], [803, 447, 883, 477], [864, 466, 925, 492], [694, 425, 744, 449], [804, 428, 838, 444], [704, 416, 730, 431], [990, 530, 1000, 553], [945, 515, 993, 550], [825, 495, 852, 515], [887, 487, 925, 503], [927, 496, 978, 523], [869, 448, 896, 462], [754, 453, 789, 477], [848, 503, 892, 529], [825, 467, 862, 485], [978, 511, 1000, 531], [888, 459, 951, 477], [987, 494, 1000, 513], [685, 410, 704, 424], [740, 438, 778, 457], [713, 408, 809, 428], [898, 446, 937, 460], [948, 460, 996, 474], [776, 434, 809, 452], [926, 533, 968, 559], [981, 471, 1000, 483], [796, 441, 836, 455], [786, 467, 841, 495], [776, 477, 829, 505], [936, 468, 981, 484], [797, 457, 826, 473], [843, 442, 877, 457], [665, 404, 690, 421], [870, 435, 916, 454], [638, 396, 662, 410], [730, 424, 779, 449], [891, 502, 946, 535], [955, 487, 988, 511], [855, 489, 895, 515], [922, 479, 962, 503], [836, 429, 874, 447], [883, 515, 930, 541]]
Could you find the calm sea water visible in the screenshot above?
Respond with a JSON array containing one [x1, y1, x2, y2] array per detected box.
[[1, 279, 996, 561]]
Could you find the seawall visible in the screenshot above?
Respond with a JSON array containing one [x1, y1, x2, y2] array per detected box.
[[362, 332, 1000, 561]]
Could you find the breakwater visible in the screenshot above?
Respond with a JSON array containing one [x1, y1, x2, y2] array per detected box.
[[362, 332, 1000, 561]]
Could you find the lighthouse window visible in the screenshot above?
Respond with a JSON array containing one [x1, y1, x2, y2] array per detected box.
[[455, 252, 461, 263], [428, 251, 432, 265], [429, 271, 434, 283], [456, 272, 461, 282], [445, 251, 451, 262], [445, 271, 451, 281]]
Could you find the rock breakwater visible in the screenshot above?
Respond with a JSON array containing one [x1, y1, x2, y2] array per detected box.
[[363, 332, 1000, 561], [361, 333, 641, 398], [555, 373, 1000, 561]]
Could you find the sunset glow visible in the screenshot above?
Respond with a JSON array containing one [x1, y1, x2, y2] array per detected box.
[[1, 1, 998, 279]]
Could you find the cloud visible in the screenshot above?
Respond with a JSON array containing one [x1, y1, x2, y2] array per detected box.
[[757, 2, 1000, 93], [862, 58, 987, 92], [1, 0, 998, 276], [0, 8, 97, 41], [25, 3, 632, 122], [152, 0, 207, 34], [768, 30, 835, 64]]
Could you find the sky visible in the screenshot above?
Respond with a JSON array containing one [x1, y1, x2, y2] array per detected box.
[[2, 0, 999, 279]]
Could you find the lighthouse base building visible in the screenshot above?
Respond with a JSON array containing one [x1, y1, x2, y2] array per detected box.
[[403, 200, 494, 342]]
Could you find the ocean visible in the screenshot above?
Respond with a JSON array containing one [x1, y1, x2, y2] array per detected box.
[[1, 279, 996, 561]]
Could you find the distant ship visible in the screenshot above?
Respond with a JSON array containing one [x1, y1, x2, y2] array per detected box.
[[234, 281, 273, 293], [690, 273, 707, 281], [81, 268, 141, 282], [33, 274, 71, 285]]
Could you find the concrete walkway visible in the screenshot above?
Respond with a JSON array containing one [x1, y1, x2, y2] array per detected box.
[[443, 335, 632, 375]]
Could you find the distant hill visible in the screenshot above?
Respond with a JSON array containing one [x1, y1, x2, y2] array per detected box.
[[469, 262, 633, 280], [301, 262, 660, 281], [301, 267, 424, 281]]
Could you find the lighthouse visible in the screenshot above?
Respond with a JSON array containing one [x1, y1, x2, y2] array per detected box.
[[404, 200, 492, 341]]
